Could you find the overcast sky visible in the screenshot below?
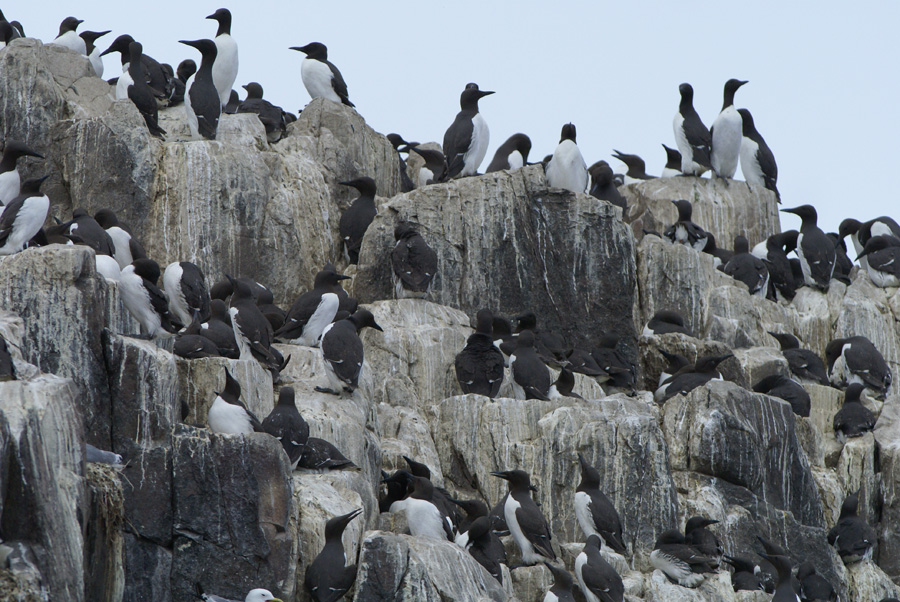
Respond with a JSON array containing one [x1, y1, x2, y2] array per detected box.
[[10, 1, 900, 238]]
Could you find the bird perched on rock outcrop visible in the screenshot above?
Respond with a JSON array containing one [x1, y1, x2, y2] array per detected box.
[[101, 34, 171, 105], [857, 235, 900, 288], [839, 216, 900, 270], [543, 562, 576, 602], [684, 516, 723, 568], [237, 83, 287, 143], [650, 529, 716, 587], [180, 38, 221, 139], [206, 8, 238, 108], [753, 231, 798, 301], [761, 554, 801, 602], [828, 490, 876, 564], [781, 205, 835, 291], [291, 42, 354, 107], [201, 299, 239, 358], [797, 561, 836, 602], [0, 332, 16, 381], [64, 208, 116, 257], [392, 476, 453, 541], [575, 534, 624, 602], [391, 222, 437, 298], [510, 330, 552, 400], [120, 258, 179, 338], [643, 310, 691, 336], [409, 146, 448, 187], [51, 17, 86, 55], [656, 350, 691, 394], [833, 383, 876, 443], [455, 309, 505, 398], [492, 469, 556, 565], [124, 42, 166, 138], [486, 133, 531, 173], [753, 374, 811, 417], [0, 176, 50, 256], [723, 235, 768, 296], [722, 555, 765, 592], [297, 437, 357, 471], [261, 387, 309, 469], [587, 161, 626, 210], [673, 83, 711, 175], [826, 335, 892, 399], [0, 142, 43, 206], [591, 333, 636, 393], [81, 30, 110, 77], [276, 267, 348, 346], [546, 123, 588, 193], [710, 79, 748, 179], [612, 150, 655, 184], [339, 177, 377, 265], [94, 209, 147, 269], [656, 353, 733, 404], [163, 261, 211, 327], [660, 144, 682, 178], [227, 275, 287, 374], [767, 331, 828, 385], [443, 84, 494, 178], [664, 200, 708, 251], [173, 311, 219, 359], [197, 586, 283, 602], [739, 108, 779, 201], [304, 509, 361, 602], [208, 367, 262, 435], [386, 134, 416, 192], [316, 308, 382, 395], [574, 454, 626, 554]]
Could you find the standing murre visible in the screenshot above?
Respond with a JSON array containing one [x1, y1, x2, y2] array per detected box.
[[0, 142, 43, 206], [391, 476, 453, 540], [0, 176, 50, 256], [664, 199, 709, 251], [722, 555, 765, 592], [180, 39, 221, 139], [391, 222, 437, 298], [486, 133, 532, 173], [0, 21, 14, 49], [80, 30, 110, 77], [753, 231, 798, 301], [492, 469, 555, 565], [455, 309, 505, 398], [543, 562, 576, 602], [442, 84, 494, 178], [290, 42, 354, 107], [574, 534, 625, 602], [208, 368, 261, 435], [202, 299, 239, 358], [409, 146, 448, 186], [672, 83, 712, 175], [766, 331, 829, 385], [462, 516, 505, 583], [661, 144, 682, 178], [227, 275, 287, 374], [338, 177, 377, 264], [826, 335, 892, 399], [710, 79, 748, 178], [163, 261, 211, 327], [739, 108, 780, 201], [723, 235, 769, 296], [509, 330, 552, 400], [587, 161, 626, 210], [94, 209, 147, 269], [125, 42, 166, 138], [387, 133, 417, 192], [304, 509, 361, 602], [316, 308, 383, 396], [261, 387, 309, 469], [761, 554, 801, 602], [119, 258, 179, 338], [684, 517, 723, 568], [206, 8, 238, 108], [833, 384, 876, 443], [51, 17, 86, 55], [545, 123, 588, 193], [100, 34, 171, 105], [612, 150, 655, 184], [781, 205, 835, 291], [275, 267, 349, 346], [574, 454, 626, 554], [237, 82, 287, 143], [66, 208, 116, 256], [796, 562, 835, 602]]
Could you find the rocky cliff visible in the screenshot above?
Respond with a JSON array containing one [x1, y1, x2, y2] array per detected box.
[[1, 38, 899, 602]]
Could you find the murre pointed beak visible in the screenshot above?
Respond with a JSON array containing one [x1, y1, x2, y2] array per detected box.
[[490, 471, 510, 480], [371, 321, 384, 332], [478, 90, 495, 98], [336, 274, 351, 281], [205, 12, 216, 19]]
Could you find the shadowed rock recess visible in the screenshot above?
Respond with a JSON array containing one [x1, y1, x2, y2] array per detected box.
[[1, 38, 899, 602]]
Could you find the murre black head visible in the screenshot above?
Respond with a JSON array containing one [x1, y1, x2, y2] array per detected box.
[[179, 39, 218, 61], [678, 83, 694, 103], [780, 205, 818, 224], [845, 383, 865, 404], [588, 160, 614, 186], [290, 42, 327, 60], [393, 221, 418, 241], [767, 331, 800, 350], [18, 175, 50, 194], [459, 85, 494, 110], [722, 79, 748, 108], [474, 309, 493, 335], [577, 453, 601, 488], [694, 353, 733, 372], [242, 82, 264, 99], [216, 366, 241, 402], [79, 30, 110, 53], [277, 386, 297, 407], [314, 265, 351, 287], [857, 235, 900, 259], [1, 141, 44, 165], [737, 108, 756, 135], [100, 34, 135, 56], [57, 16, 83, 36], [206, 8, 232, 35], [490, 468, 532, 489], [324, 508, 362, 539], [838, 218, 862, 240], [733, 235, 750, 255], [132, 258, 161, 283], [177, 59, 197, 82], [672, 199, 693, 221], [685, 516, 719, 532], [128, 41, 144, 64], [339, 177, 377, 197], [225, 274, 253, 300], [348, 308, 383, 332], [93, 209, 120, 228], [560, 123, 576, 143], [662, 144, 681, 167]]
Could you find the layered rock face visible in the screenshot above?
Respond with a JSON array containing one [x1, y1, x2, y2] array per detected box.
[[1, 37, 899, 602]]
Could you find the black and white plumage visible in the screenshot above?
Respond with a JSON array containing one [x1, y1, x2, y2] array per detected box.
[[450, 498, 488, 537], [100, 34, 171, 106], [753, 374, 811, 418], [643, 309, 692, 336], [80, 30, 110, 77], [391, 222, 437, 298], [739, 108, 780, 201], [207, 367, 262, 435], [297, 437, 357, 471], [650, 529, 716, 588], [548, 365, 580, 400], [463, 516, 504, 584], [723, 235, 769, 296], [591, 333, 636, 392], [237, 83, 287, 143], [575, 454, 626, 554], [767, 332, 829, 386], [827, 490, 877, 564], [797, 561, 836, 602], [196, 586, 282, 602], [543, 562, 576, 602], [51, 17, 86, 55], [163, 261, 211, 327], [290, 42, 353, 107], [386, 134, 417, 192], [65, 208, 116, 256], [392, 476, 453, 541], [657, 353, 733, 404], [173, 311, 220, 359], [856, 235, 900, 288], [125, 42, 166, 138], [316, 308, 383, 395], [710, 79, 748, 179], [574, 534, 624, 602], [223, 90, 240, 114], [338, 177, 377, 265], [672, 83, 712, 175], [93, 209, 147, 269], [684, 517, 723, 568], [587, 161, 626, 210], [180, 39, 221, 139], [455, 309, 505, 397], [227, 275, 286, 373], [401, 456, 460, 533], [722, 555, 765, 592], [546, 123, 588, 193], [826, 335, 892, 398], [781, 205, 835, 291], [0, 142, 43, 206], [661, 144, 682, 178], [206, 8, 238, 108], [612, 150, 655, 184], [492, 469, 555, 565], [510, 330, 552, 400], [833, 383, 876, 443], [170, 59, 197, 106], [442, 84, 494, 178], [276, 267, 349, 345], [0, 332, 15, 381], [486, 133, 532, 173], [753, 230, 798, 301], [839, 216, 900, 270], [761, 554, 801, 602], [0, 21, 15, 49], [409, 146, 448, 187], [664, 200, 708, 251], [202, 299, 240, 358], [261, 387, 309, 469], [119, 258, 179, 338], [829, 233, 853, 284], [655, 350, 690, 400], [0, 176, 50, 255], [304, 509, 361, 602], [701, 233, 733, 268], [565, 348, 608, 380]]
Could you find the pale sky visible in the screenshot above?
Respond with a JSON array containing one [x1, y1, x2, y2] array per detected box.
[[10, 1, 900, 238]]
